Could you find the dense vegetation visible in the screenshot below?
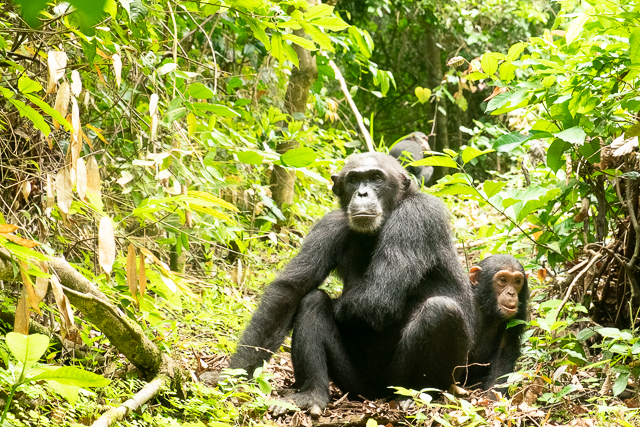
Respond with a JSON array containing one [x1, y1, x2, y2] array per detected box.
[[0, 0, 639, 426]]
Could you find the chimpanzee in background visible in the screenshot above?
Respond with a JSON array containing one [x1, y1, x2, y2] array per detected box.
[[466, 254, 529, 392], [230, 152, 474, 416], [389, 131, 433, 185]]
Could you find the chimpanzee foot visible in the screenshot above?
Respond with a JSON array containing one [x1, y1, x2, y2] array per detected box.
[[270, 390, 328, 418]]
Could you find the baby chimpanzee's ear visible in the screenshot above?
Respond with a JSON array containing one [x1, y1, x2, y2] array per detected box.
[[469, 266, 482, 286]]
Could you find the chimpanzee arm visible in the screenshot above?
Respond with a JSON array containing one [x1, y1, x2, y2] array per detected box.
[[486, 325, 524, 389], [340, 193, 467, 329], [229, 210, 348, 374]]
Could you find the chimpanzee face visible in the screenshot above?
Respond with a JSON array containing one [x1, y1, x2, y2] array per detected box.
[[342, 166, 387, 233], [491, 269, 525, 318], [331, 153, 412, 234]]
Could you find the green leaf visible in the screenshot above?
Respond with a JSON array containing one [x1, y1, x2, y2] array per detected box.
[[410, 156, 458, 169], [67, 0, 108, 36], [247, 18, 270, 49], [547, 138, 571, 173], [7, 98, 50, 136], [236, 151, 263, 165], [301, 21, 333, 52], [506, 42, 526, 62], [483, 180, 506, 198], [281, 147, 316, 167], [498, 62, 516, 83], [282, 42, 299, 68], [18, 76, 43, 94], [554, 126, 586, 145], [304, 4, 333, 20], [481, 53, 499, 76], [189, 83, 214, 99], [467, 72, 488, 81], [485, 92, 512, 113], [25, 94, 72, 131], [283, 33, 317, 51], [565, 13, 590, 45], [30, 366, 111, 387], [312, 17, 349, 31], [12, 0, 48, 28], [414, 86, 431, 103], [46, 381, 79, 405], [348, 26, 370, 57], [492, 132, 529, 152], [613, 371, 630, 397], [6, 332, 50, 369], [630, 28, 640, 65], [461, 147, 494, 164], [270, 32, 285, 64], [191, 103, 240, 117]]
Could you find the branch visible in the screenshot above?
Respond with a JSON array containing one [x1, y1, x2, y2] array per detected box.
[[92, 376, 169, 427], [327, 59, 374, 153]]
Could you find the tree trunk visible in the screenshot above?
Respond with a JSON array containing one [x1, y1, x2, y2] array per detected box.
[[423, 24, 449, 179], [270, 0, 319, 210]]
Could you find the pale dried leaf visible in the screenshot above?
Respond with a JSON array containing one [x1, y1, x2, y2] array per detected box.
[[18, 261, 40, 314], [71, 97, 81, 165], [21, 180, 31, 200], [150, 114, 158, 141], [139, 252, 147, 297], [612, 136, 638, 157], [47, 51, 68, 94], [54, 82, 71, 130], [126, 243, 138, 307], [447, 56, 466, 67], [70, 70, 82, 96], [46, 174, 55, 215], [50, 275, 75, 339], [56, 166, 73, 214], [112, 54, 122, 87], [149, 93, 159, 116], [14, 289, 30, 335], [34, 261, 49, 305], [76, 157, 87, 199], [86, 155, 101, 196], [0, 224, 19, 233], [98, 217, 116, 275]]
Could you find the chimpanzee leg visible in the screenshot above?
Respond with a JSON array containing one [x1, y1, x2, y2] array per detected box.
[[289, 290, 364, 413], [391, 296, 471, 392]]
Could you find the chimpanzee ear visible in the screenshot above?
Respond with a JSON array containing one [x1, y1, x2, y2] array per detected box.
[[401, 174, 411, 190], [331, 174, 341, 196], [469, 266, 482, 286]]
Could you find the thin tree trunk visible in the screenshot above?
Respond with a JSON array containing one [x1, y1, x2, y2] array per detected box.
[[270, 0, 319, 210], [423, 24, 448, 179]]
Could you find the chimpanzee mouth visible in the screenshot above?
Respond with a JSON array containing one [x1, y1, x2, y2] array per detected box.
[[501, 304, 517, 313], [351, 213, 381, 218]]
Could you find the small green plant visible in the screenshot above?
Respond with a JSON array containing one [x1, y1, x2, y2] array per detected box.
[[0, 332, 110, 426]]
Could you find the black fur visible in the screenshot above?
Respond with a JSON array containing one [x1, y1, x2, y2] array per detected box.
[[389, 132, 433, 185], [230, 152, 474, 410], [466, 254, 529, 391]]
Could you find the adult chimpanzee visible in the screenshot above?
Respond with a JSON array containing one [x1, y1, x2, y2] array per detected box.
[[230, 152, 474, 416], [389, 131, 433, 185], [466, 254, 528, 392]]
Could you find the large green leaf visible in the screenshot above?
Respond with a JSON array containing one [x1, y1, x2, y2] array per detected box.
[[18, 76, 42, 94], [29, 366, 111, 387], [547, 138, 571, 173], [236, 151, 264, 165], [483, 180, 506, 198], [6, 332, 49, 369], [8, 98, 50, 135], [481, 53, 499, 76], [312, 17, 349, 31], [11, 0, 48, 28], [613, 371, 630, 397], [188, 83, 214, 99], [67, 0, 109, 36], [410, 156, 458, 168], [630, 28, 640, 64], [565, 13, 590, 45], [304, 4, 333, 20], [461, 147, 494, 164], [190, 103, 240, 117], [554, 126, 586, 145], [25, 94, 72, 131], [247, 18, 270, 49], [281, 147, 316, 167], [492, 132, 528, 152]]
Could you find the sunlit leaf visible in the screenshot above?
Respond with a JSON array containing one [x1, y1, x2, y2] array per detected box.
[[281, 147, 316, 167], [6, 332, 49, 367], [237, 151, 263, 165], [410, 156, 458, 168]]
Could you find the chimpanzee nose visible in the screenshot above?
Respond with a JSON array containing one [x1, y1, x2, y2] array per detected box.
[[356, 189, 369, 198]]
